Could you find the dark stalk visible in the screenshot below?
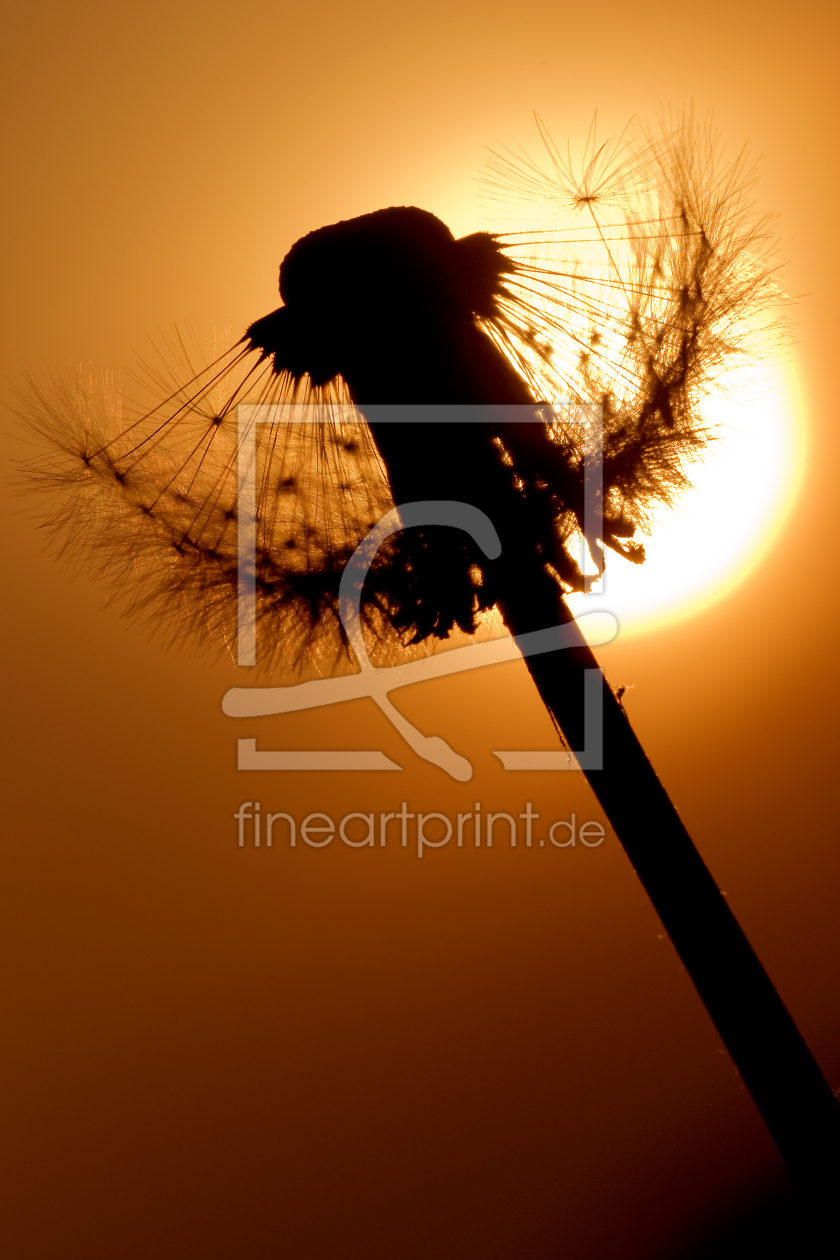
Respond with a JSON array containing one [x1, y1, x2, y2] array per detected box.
[[367, 414, 840, 1216], [370, 406, 840, 1212]]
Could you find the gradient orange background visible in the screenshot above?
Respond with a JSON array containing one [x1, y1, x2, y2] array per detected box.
[[2, 2, 839, 1256]]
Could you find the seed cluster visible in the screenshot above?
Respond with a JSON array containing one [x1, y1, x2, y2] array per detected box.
[[16, 116, 784, 673]]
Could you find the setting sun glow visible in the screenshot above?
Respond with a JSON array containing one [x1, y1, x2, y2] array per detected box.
[[567, 363, 803, 633]]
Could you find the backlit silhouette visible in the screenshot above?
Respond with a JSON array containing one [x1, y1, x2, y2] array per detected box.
[[18, 115, 839, 1210]]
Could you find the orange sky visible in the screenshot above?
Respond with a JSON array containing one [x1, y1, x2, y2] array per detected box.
[[2, 2, 839, 1257]]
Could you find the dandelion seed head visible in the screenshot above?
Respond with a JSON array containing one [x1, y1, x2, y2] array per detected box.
[[15, 116, 786, 673]]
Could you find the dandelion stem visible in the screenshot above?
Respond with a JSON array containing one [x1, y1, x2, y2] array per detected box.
[[360, 385, 840, 1201], [521, 598, 840, 1202]]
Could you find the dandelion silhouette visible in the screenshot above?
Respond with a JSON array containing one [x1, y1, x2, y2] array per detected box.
[[18, 115, 840, 1208]]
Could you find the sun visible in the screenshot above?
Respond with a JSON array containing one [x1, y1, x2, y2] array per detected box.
[[471, 111, 794, 639], [566, 362, 804, 635]]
